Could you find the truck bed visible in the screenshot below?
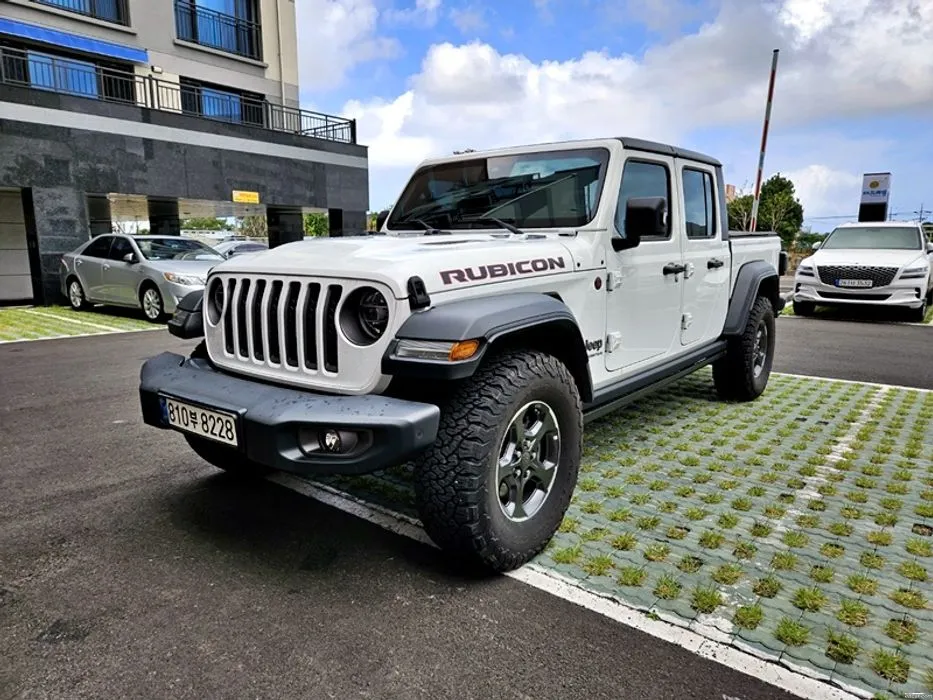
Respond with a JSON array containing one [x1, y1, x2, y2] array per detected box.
[[728, 231, 784, 280]]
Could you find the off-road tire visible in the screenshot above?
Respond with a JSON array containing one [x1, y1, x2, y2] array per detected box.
[[412, 349, 583, 573], [792, 300, 814, 316], [713, 295, 776, 402], [67, 277, 90, 311], [184, 434, 270, 478]]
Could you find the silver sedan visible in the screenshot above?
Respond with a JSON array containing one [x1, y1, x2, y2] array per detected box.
[[59, 234, 224, 322]]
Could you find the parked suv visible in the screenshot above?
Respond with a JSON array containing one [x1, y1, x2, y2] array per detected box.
[[792, 221, 933, 322]]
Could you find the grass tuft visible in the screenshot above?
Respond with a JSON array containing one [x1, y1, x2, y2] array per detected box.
[[752, 576, 782, 598], [733, 604, 763, 630], [826, 631, 860, 664], [653, 573, 681, 600], [690, 585, 723, 614], [775, 617, 810, 647]]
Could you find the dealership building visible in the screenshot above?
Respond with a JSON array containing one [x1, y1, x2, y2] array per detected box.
[[0, 0, 369, 304]]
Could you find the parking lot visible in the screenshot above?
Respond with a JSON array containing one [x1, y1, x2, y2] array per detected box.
[[1, 313, 931, 700]]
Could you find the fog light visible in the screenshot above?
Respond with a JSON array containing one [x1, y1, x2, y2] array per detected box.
[[321, 429, 342, 453], [297, 426, 365, 456]]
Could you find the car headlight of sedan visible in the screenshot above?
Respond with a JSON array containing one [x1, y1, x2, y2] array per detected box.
[[163, 272, 206, 286], [900, 265, 930, 279]]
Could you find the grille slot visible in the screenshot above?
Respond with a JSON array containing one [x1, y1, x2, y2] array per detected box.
[[284, 282, 301, 368], [323, 285, 342, 373], [302, 283, 321, 370], [267, 280, 283, 365], [234, 278, 250, 357], [817, 265, 898, 288]]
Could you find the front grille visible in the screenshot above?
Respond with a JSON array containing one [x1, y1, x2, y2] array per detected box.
[[817, 265, 898, 288], [217, 275, 341, 374]]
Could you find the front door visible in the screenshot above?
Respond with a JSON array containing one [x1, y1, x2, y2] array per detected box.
[[605, 155, 685, 373], [677, 162, 731, 347], [102, 235, 143, 304]]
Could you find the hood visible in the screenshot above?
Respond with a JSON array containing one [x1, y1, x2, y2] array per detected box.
[[212, 234, 578, 298], [808, 248, 927, 268], [145, 259, 220, 279]]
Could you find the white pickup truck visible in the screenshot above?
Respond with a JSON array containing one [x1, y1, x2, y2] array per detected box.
[[792, 221, 933, 322], [139, 137, 787, 572]]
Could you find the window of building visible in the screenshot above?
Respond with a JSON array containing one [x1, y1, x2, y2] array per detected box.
[[682, 168, 716, 239], [175, 0, 261, 60], [35, 0, 128, 25], [27, 50, 99, 99], [179, 77, 264, 127], [614, 160, 671, 241]]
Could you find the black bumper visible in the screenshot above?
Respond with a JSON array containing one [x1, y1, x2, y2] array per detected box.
[[139, 352, 440, 476]]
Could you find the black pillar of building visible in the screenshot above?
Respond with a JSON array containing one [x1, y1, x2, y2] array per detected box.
[[86, 195, 113, 236], [148, 198, 181, 236], [327, 208, 344, 237], [267, 207, 304, 248], [329, 209, 367, 236]]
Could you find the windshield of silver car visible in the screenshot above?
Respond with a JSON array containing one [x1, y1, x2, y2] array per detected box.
[[385, 147, 610, 232], [136, 238, 225, 261], [820, 226, 922, 251]]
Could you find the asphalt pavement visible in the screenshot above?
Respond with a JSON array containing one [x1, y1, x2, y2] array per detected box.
[[0, 331, 801, 700]]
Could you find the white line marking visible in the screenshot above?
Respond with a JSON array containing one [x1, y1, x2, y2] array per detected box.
[[24, 309, 127, 332], [0, 327, 162, 345], [772, 372, 932, 394], [268, 473, 868, 700]]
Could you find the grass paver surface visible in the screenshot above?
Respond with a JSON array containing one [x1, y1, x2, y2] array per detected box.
[[308, 368, 933, 699], [0, 306, 157, 342]]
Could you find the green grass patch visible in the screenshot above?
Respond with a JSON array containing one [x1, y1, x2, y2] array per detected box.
[[870, 650, 910, 684], [826, 631, 860, 665], [775, 617, 810, 647], [836, 599, 871, 627], [690, 585, 723, 614], [653, 573, 681, 600]]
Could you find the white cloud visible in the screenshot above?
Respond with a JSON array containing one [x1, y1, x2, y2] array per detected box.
[[296, 0, 400, 91], [337, 0, 933, 205], [384, 0, 443, 27], [781, 164, 861, 220], [450, 6, 487, 35]]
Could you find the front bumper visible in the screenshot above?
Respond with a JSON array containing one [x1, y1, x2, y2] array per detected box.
[[158, 281, 205, 315], [139, 352, 440, 476], [792, 277, 927, 309]]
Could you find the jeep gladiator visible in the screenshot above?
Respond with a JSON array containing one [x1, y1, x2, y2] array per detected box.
[[139, 137, 787, 573]]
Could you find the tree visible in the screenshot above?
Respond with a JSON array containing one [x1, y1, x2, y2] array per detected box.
[[303, 212, 329, 237], [180, 217, 230, 231], [238, 215, 267, 239], [725, 174, 804, 249], [922, 221, 933, 241]]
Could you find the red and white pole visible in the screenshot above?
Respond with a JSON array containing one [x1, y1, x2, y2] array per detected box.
[[750, 49, 780, 233]]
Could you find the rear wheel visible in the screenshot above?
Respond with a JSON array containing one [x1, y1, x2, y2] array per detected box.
[[413, 349, 583, 573], [792, 300, 815, 316], [713, 295, 776, 401], [184, 434, 269, 478], [67, 277, 89, 311]]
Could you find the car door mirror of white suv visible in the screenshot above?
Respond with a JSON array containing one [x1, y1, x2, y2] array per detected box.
[[123, 252, 139, 264], [811, 241, 821, 250]]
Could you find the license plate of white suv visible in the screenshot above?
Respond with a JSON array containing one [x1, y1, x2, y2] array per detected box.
[[837, 279, 873, 288], [160, 396, 239, 447]]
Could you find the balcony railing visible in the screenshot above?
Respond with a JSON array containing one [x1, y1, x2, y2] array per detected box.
[[31, 0, 130, 26], [0, 47, 358, 144], [174, 0, 262, 61]]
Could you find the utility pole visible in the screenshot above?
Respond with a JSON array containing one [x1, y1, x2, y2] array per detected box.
[[750, 49, 780, 233], [914, 203, 927, 223]]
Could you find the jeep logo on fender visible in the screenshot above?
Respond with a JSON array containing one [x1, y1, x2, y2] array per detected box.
[[440, 257, 566, 285]]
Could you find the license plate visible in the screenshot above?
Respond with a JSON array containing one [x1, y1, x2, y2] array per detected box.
[[837, 279, 873, 288], [160, 396, 239, 447]]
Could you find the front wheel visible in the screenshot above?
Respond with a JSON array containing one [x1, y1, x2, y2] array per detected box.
[[792, 300, 815, 316], [413, 349, 583, 573], [184, 434, 270, 478], [908, 299, 928, 323], [713, 295, 776, 402], [140, 284, 165, 323]]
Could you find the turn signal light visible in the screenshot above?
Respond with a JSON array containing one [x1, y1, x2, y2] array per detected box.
[[449, 339, 480, 362]]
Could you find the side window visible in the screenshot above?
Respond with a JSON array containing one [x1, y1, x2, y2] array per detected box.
[[82, 236, 113, 258], [614, 160, 670, 240], [682, 168, 716, 239], [109, 237, 133, 261]]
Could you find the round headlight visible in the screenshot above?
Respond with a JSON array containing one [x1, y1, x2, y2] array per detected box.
[[206, 277, 225, 325], [358, 288, 389, 340], [339, 286, 389, 346]]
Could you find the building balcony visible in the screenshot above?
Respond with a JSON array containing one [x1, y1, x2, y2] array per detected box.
[[0, 45, 358, 144], [30, 0, 131, 27], [174, 0, 262, 61]]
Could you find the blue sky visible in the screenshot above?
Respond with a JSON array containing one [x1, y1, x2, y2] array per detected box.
[[297, 0, 933, 231]]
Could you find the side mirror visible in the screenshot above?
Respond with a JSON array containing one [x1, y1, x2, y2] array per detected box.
[[926, 241, 933, 254], [811, 241, 822, 250], [123, 252, 138, 264], [612, 196, 666, 251], [375, 209, 389, 231]]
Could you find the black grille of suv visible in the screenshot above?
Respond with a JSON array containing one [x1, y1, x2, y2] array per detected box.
[[817, 265, 898, 288]]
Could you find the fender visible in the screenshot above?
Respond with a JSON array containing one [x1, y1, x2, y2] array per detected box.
[[382, 292, 593, 399], [723, 260, 783, 336], [167, 290, 204, 339]]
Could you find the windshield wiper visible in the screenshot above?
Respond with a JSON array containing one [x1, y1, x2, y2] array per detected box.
[[463, 216, 524, 236], [396, 217, 447, 235]]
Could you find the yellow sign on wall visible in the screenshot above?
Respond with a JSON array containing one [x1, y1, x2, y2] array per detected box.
[[232, 190, 260, 204]]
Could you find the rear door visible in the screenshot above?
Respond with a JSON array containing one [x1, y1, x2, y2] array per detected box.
[[74, 235, 113, 301], [604, 154, 685, 372], [677, 161, 731, 346]]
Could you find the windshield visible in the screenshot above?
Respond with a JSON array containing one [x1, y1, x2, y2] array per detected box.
[[386, 147, 610, 231], [136, 238, 224, 261], [820, 226, 922, 251]]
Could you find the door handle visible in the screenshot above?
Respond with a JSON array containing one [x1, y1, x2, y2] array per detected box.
[[103, 264, 111, 270], [707, 258, 724, 269], [75, 259, 82, 266], [663, 262, 687, 276]]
